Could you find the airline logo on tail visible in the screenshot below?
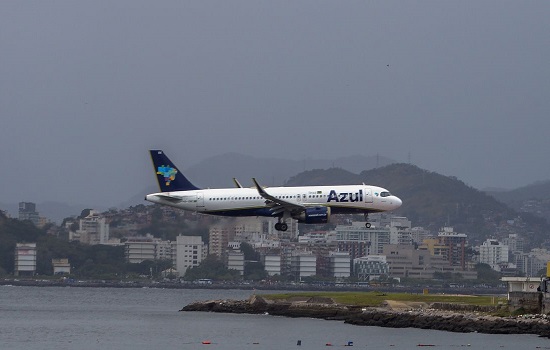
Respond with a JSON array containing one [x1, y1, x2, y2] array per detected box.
[[156, 165, 178, 186]]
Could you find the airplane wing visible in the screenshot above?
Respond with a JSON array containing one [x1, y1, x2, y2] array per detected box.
[[252, 178, 305, 215]]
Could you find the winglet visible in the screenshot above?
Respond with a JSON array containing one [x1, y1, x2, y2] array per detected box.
[[233, 178, 243, 188], [252, 177, 305, 211], [252, 178, 267, 196]]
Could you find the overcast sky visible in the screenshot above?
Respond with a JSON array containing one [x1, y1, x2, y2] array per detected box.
[[1, 1, 549, 207]]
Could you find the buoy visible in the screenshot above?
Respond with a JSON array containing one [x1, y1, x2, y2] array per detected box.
[[297, 340, 302, 346], [201, 340, 211, 345]]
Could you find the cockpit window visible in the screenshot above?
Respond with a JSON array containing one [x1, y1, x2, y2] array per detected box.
[[380, 191, 391, 197]]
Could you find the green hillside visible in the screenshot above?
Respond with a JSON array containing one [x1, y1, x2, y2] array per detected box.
[[286, 164, 549, 247]]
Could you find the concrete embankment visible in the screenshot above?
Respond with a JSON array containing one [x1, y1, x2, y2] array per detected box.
[[180, 297, 550, 338]]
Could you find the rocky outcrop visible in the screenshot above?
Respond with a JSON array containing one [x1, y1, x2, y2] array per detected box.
[[345, 308, 550, 337], [180, 298, 550, 338]]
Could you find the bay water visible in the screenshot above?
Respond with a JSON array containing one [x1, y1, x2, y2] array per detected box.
[[0, 285, 548, 349]]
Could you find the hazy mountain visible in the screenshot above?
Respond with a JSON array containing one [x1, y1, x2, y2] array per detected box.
[[6, 151, 549, 249], [487, 180, 550, 204], [287, 164, 549, 247], [487, 180, 550, 223], [183, 153, 395, 188]]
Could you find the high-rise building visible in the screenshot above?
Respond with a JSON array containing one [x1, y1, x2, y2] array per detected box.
[[208, 224, 235, 257], [18, 202, 39, 226], [353, 255, 389, 281], [479, 239, 509, 271], [262, 254, 281, 276], [329, 251, 350, 278], [335, 222, 390, 257], [15, 243, 37, 276], [290, 252, 316, 280], [175, 235, 205, 277], [521, 249, 550, 277], [125, 235, 175, 264], [72, 210, 110, 245], [438, 227, 467, 269], [503, 234, 525, 255], [422, 227, 467, 269], [227, 251, 245, 276]]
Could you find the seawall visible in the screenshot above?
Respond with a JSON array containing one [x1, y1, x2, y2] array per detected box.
[[180, 297, 550, 338]]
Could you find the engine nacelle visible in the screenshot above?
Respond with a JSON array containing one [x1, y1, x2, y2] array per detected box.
[[294, 207, 331, 224]]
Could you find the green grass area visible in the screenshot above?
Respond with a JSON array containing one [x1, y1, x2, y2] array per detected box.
[[260, 291, 505, 307]]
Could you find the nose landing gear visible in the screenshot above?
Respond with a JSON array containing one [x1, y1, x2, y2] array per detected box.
[[364, 213, 371, 229], [274, 222, 288, 231]]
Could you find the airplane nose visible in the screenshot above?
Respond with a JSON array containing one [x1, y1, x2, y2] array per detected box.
[[393, 196, 402, 209]]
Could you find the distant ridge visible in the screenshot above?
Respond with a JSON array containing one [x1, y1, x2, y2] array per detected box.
[[486, 180, 550, 223], [287, 163, 549, 247], [184, 153, 395, 188], [487, 180, 550, 204]]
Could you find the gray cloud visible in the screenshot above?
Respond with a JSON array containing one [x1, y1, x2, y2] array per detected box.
[[1, 1, 549, 207]]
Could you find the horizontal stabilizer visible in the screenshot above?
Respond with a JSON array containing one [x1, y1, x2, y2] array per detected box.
[[150, 194, 183, 203]]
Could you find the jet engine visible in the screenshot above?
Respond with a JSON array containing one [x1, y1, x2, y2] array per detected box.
[[294, 207, 331, 224]]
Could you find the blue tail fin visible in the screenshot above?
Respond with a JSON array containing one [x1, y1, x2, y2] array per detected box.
[[149, 150, 200, 192]]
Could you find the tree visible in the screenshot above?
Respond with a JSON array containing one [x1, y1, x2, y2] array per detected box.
[[475, 263, 502, 285], [240, 242, 260, 261]]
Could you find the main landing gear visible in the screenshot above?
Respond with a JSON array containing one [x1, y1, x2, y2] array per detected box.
[[274, 222, 288, 231], [364, 213, 371, 229]]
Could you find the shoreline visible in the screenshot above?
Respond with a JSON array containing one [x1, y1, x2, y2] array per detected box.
[[180, 296, 550, 338], [0, 279, 506, 294]]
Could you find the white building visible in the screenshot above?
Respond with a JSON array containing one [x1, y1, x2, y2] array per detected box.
[[233, 218, 264, 243], [262, 254, 281, 276], [175, 235, 205, 277], [290, 252, 316, 280], [15, 243, 37, 276], [157, 241, 174, 261], [329, 251, 350, 278], [125, 240, 157, 263], [124, 235, 175, 264], [409, 227, 432, 245], [227, 251, 245, 276], [522, 249, 550, 277], [389, 217, 413, 245], [52, 258, 71, 275], [71, 210, 110, 245], [503, 234, 525, 254], [335, 222, 391, 254], [479, 239, 509, 271]]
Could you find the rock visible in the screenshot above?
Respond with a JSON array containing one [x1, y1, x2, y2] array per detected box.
[[180, 299, 550, 338]]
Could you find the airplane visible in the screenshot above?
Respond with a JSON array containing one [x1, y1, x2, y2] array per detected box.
[[145, 150, 402, 231]]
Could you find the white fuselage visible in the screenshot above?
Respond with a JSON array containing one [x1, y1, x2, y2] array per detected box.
[[145, 184, 401, 217]]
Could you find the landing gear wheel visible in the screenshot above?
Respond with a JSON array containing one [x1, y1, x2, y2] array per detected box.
[[274, 223, 281, 231], [364, 213, 371, 229], [280, 223, 288, 231]]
